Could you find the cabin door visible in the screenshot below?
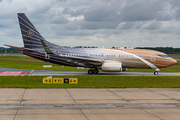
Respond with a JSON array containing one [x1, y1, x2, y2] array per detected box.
[[150, 52, 156, 62]]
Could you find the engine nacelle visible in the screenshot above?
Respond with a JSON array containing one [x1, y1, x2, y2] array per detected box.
[[101, 61, 122, 72]]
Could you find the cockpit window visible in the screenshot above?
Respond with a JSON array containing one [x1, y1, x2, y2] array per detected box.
[[158, 55, 169, 58]]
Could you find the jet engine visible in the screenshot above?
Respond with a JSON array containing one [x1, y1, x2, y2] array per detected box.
[[101, 61, 123, 72]]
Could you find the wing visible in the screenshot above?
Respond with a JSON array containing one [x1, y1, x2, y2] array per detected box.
[[40, 40, 103, 67]]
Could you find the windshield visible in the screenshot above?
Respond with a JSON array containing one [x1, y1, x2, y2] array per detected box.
[[158, 55, 169, 58]]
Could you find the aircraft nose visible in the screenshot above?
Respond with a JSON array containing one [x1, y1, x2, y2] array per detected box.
[[169, 58, 177, 66]]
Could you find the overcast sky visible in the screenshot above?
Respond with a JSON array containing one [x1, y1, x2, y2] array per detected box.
[[1, 0, 180, 48]]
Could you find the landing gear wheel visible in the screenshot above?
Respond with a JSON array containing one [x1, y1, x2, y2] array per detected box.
[[88, 69, 94, 75], [93, 69, 99, 74], [154, 71, 158, 75]]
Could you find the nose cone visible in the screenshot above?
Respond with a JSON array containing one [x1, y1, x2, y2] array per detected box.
[[168, 58, 177, 66]]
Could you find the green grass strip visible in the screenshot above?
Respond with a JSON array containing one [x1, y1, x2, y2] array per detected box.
[[0, 76, 180, 88]]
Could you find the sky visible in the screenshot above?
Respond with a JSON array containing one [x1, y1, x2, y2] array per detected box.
[[0, 0, 180, 48]]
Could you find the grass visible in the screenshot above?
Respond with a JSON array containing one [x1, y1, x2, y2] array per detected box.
[[0, 55, 87, 71], [168, 53, 180, 58], [0, 76, 180, 88], [0, 54, 180, 72]]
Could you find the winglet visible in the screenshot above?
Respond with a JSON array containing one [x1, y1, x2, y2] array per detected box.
[[40, 40, 54, 54]]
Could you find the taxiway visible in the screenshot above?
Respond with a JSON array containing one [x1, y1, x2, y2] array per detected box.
[[0, 68, 180, 76]]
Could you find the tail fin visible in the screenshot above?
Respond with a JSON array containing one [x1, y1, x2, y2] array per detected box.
[[17, 13, 63, 51], [17, 13, 46, 50]]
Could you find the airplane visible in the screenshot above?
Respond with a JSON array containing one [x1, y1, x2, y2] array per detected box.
[[5, 13, 177, 75]]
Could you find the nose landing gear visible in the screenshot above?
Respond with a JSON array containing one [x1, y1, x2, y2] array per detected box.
[[88, 68, 99, 75], [154, 71, 158, 75]]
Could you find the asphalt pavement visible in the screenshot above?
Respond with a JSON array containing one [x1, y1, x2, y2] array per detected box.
[[0, 67, 180, 76]]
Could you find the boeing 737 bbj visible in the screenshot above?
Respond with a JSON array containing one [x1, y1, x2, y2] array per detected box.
[[5, 13, 177, 75]]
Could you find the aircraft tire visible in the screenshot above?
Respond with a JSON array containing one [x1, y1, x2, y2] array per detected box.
[[154, 71, 158, 75], [88, 69, 94, 75], [93, 69, 99, 74]]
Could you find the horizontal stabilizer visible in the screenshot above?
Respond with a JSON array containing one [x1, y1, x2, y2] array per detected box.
[[4, 44, 35, 51]]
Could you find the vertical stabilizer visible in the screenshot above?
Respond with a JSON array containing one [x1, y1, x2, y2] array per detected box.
[[17, 13, 46, 50]]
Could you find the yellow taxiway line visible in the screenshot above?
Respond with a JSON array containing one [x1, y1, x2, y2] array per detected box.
[[28, 69, 34, 76]]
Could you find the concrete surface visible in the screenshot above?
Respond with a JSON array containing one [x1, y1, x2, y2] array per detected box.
[[0, 88, 180, 120]]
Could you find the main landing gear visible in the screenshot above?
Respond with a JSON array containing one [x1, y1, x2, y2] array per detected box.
[[88, 68, 99, 75], [154, 71, 158, 75]]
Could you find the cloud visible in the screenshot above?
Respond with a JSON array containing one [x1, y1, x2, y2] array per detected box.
[[121, 1, 161, 21], [50, 15, 69, 24], [142, 21, 162, 30], [0, 0, 180, 48]]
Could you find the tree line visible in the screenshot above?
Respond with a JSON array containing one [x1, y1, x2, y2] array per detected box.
[[135, 47, 180, 54], [0, 46, 180, 54], [0, 47, 22, 53]]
